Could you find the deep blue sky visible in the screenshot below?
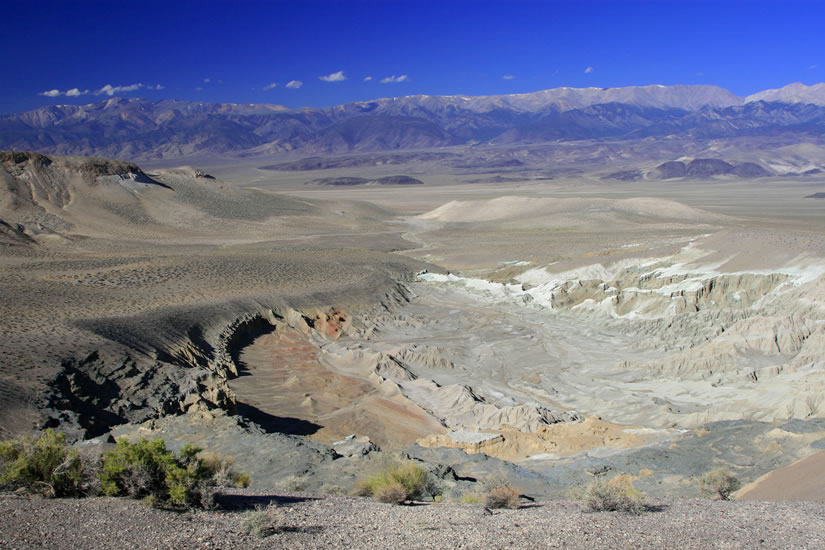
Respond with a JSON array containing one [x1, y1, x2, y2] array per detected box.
[[2, 0, 823, 114]]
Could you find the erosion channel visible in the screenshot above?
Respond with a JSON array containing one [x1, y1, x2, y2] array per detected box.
[[229, 233, 825, 498]]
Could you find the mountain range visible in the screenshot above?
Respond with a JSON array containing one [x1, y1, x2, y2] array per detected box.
[[2, 83, 825, 161]]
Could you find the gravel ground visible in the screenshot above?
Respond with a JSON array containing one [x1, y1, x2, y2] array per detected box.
[[1, 491, 824, 549]]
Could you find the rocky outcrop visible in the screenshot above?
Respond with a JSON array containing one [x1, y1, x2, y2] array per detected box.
[[0, 218, 35, 246]]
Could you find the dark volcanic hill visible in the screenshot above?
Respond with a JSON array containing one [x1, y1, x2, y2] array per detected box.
[[3, 83, 825, 160], [305, 175, 424, 186], [654, 159, 773, 179]]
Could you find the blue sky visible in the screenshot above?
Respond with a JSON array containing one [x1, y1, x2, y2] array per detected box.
[[2, 0, 823, 114]]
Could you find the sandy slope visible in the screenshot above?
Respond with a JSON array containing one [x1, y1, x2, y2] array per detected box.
[[738, 450, 825, 502]]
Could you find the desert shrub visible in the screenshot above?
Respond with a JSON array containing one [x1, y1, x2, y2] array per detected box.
[[354, 461, 437, 504], [277, 475, 308, 492], [200, 451, 251, 488], [483, 486, 521, 509], [697, 468, 741, 500], [374, 483, 408, 504], [577, 473, 646, 514], [0, 429, 95, 497], [240, 502, 278, 538], [458, 493, 481, 504], [99, 438, 248, 508]]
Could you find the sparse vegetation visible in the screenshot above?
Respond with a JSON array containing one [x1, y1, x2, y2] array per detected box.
[[277, 475, 308, 492], [698, 468, 741, 501], [576, 473, 646, 514], [458, 492, 481, 504], [374, 483, 409, 504], [354, 461, 438, 504], [0, 429, 97, 497], [240, 502, 278, 538], [199, 451, 251, 488], [483, 486, 521, 509]]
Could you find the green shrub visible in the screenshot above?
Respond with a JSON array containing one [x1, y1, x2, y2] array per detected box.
[[0, 431, 248, 509], [577, 473, 646, 514], [698, 468, 741, 501], [99, 438, 240, 508], [0, 429, 94, 497], [483, 486, 521, 509], [354, 461, 436, 504]]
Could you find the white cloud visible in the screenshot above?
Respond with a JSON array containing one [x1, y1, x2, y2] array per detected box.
[[95, 83, 144, 96], [364, 76, 373, 81], [203, 78, 211, 83], [319, 70, 346, 82], [584, 66, 594, 74], [264, 82, 278, 90], [195, 86, 204, 92], [285, 80, 303, 89], [380, 74, 408, 84], [809, 64, 818, 70], [40, 84, 160, 98], [502, 75, 515, 80]]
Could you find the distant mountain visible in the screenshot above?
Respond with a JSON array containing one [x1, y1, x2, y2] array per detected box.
[[2, 84, 825, 160], [746, 82, 825, 106]]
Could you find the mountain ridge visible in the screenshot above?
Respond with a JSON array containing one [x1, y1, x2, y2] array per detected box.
[[3, 83, 825, 160]]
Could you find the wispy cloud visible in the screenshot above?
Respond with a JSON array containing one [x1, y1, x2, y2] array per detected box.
[[263, 82, 278, 90], [502, 75, 515, 80], [364, 76, 373, 81], [584, 66, 594, 74], [203, 78, 211, 83], [380, 74, 408, 84], [319, 70, 346, 82], [809, 64, 818, 70], [95, 83, 144, 96], [285, 80, 303, 89], [40, 83, 162, 98]]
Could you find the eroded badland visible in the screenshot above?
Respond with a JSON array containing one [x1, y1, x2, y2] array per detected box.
[[3, 140, 825, 502]]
